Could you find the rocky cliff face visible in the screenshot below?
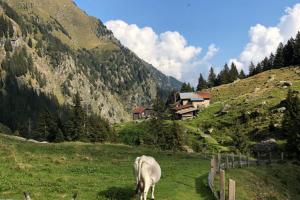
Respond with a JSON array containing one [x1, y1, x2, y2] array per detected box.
[[0, 0, 181, 123]]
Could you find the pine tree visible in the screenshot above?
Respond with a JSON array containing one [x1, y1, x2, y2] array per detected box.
[[33, 108, 57, 141], [153, 90, 166, 120], [229, 62, 239, 82], [269, 53, 275, 68], [273, 43, 284, 68], [207, 67, 217, 87], [180, 82, 194, 92], [219, 63, 230, 84], [151, 90, 168, 147], [248, 62, 255, 76], [282, 90, 300, 159], [196, 73, 208, 91], [73, 92, 85, 140], [261, 57, 271, 71], [254, 63, 262, 74], [282, 38, 295, 66], [294, 32, 300, 65], [238, 69, 246, 79], [63, 119, 75, 141]]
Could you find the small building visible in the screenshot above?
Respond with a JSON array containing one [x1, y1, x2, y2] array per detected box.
[[132, 107, 155, 120], [132, 107, 145, 120], [196, 92, 211, 107], [171, 104, 198, 120], [170, 91, 211, 120], [179, 92, 211, 109]]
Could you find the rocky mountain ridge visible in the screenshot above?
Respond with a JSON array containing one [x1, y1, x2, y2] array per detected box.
[[0, 0, 181, 123]]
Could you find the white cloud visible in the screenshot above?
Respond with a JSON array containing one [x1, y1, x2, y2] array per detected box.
[[232, 3, 300, 71], [228, 58, 244, 71], [202, 44, 219, 62], [105, 20, 218, 81]]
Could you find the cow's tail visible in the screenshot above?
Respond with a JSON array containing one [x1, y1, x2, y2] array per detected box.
[[137, 158, 145, 192], [138, 158, 143, 183]]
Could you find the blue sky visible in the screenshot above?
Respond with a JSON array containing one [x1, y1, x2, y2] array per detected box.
[[74, 0, 300, 84]]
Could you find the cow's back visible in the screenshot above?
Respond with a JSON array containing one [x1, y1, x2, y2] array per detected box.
[[139, 156, 161, 184]]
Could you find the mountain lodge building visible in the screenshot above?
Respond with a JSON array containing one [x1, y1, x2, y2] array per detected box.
[[172, 91, 211, 120]]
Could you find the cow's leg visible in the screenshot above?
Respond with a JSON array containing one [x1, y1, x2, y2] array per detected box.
[[143, 179, 151, 200], [151, 184, 155, 200], [140, 193, 143, 200]]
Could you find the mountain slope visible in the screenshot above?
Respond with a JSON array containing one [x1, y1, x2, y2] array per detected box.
[[0, 0, 181, 123], [182, 66, 300, 151]]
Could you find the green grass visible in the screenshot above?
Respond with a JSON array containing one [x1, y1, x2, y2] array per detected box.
[[0, 134, 214, 200], [214, 164, 300, 200], [1, 134, 300, 200]]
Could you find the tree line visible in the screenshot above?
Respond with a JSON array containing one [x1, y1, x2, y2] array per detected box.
[[181, 31, 300, 92], [248, 31, 300, 76], [180, 62, 245, 92]]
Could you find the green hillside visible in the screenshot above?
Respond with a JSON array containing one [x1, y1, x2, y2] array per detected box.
[[116, 67, 300, 153], [181, 67, 300, 152]]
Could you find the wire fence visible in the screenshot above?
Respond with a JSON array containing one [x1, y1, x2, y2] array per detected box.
[[207, 152, 285, 200]]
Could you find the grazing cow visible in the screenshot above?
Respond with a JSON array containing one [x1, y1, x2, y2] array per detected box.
[[133, 155, 161, 200]]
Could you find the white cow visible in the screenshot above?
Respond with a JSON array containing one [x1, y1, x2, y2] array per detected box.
[[134, 155, 161, 200]]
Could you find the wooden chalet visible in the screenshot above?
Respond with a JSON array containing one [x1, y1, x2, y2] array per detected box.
[[132, 107, 145, 120], [132, 107, 154, 120], [171, 91, 211, 120]]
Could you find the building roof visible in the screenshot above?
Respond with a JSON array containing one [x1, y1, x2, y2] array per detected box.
[[197, 92, 211, 99], [133, 107, 145, 114], [179, 92, 204, 101]]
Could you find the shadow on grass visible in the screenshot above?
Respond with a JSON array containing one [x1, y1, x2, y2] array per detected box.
[[195, 173, 215, 200], [97, 186, 135, 200]]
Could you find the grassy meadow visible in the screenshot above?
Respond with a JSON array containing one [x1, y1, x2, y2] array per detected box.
[[0, 134, 214, 200]]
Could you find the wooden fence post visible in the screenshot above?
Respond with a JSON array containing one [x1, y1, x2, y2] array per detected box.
[[231, 153, 235, 168], [281, 152, 284, 161], [220, 170, 225, 200], [228, 179, 236, 200], [210, 156, 215, 187], [226, 154, 229, 169]]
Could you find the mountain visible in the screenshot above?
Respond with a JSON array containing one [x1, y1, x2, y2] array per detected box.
[[0, 0, 181, 124]]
